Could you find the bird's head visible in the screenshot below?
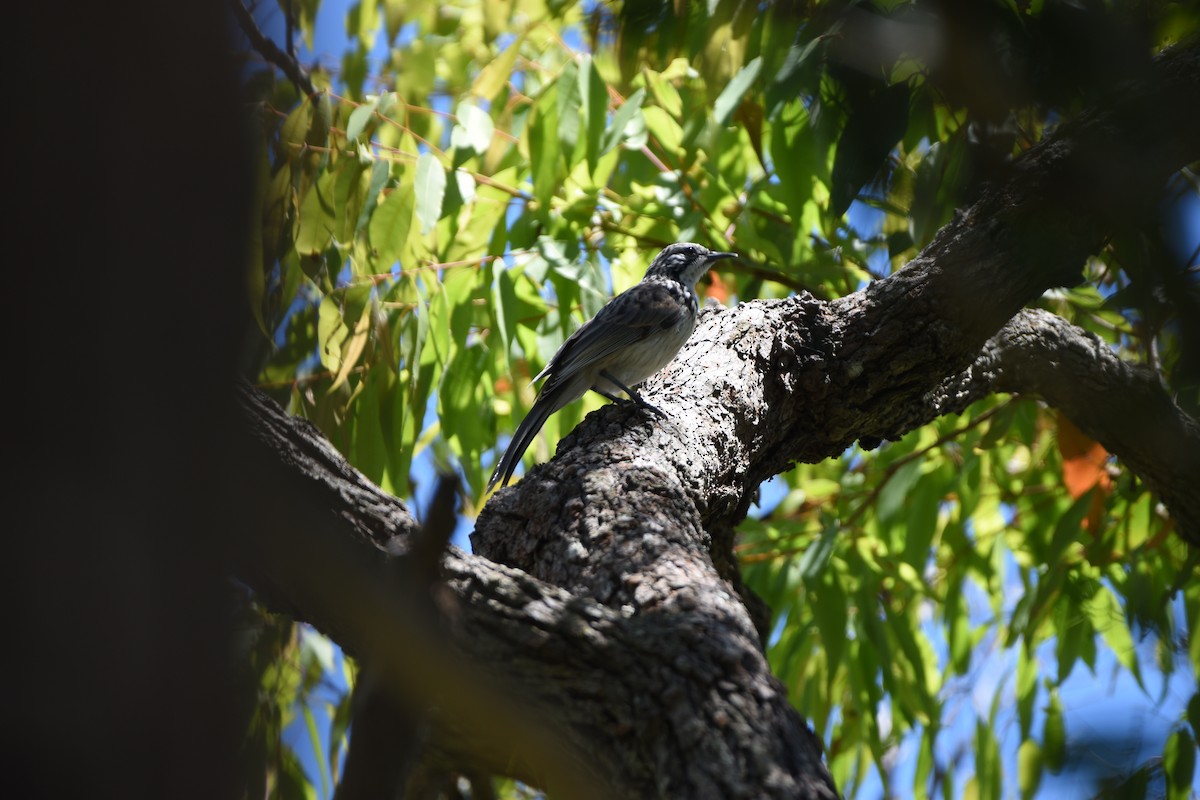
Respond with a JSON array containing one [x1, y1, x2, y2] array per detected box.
[[644, 242, 738, 286]]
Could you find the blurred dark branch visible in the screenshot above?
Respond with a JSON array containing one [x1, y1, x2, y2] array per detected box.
[[284, 0, 294, 62], [335, 474, 460, 800], [232, 384, 613, 799], [229, 0, 316, 97]]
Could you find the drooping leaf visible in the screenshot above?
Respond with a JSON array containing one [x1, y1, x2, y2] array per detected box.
[[451, 100, 494, 155], [713, 56, 762, 126], [345, 97, 378, 143], [1016, 740, 1042, 800], [829, 81, 910, 219], [1164, 728, 1197, 800], [414, 152, 446, 234], [473, 33, 525, 101], [602, 88, 645, 155], [369, 185, 415, 269]]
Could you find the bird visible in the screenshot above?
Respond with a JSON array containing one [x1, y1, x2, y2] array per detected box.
[[486, 242, 737, 491]]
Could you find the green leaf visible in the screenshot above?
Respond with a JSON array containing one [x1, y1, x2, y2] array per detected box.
[[1042, 692, 1066, 773], [812, 571, 847, 689], [329, 291, 372, 393], [348, 0, 379, 46], [345, 97, 378, 143], [1017, 740, 1042, 800], [1164, 728, 1197, 800], [454, 170, 476, 206], [579, 55, 607, 173], [713, 56, 762, 126], [1085, 584, 1141, 686], [946, 583, 972, 675], [767, 37, 824, 115], [317, 293, 348, 374], [451, 99, 494, 154], [328, 689, 354, 787], [294, 172, 338, 256], [307, 92, 333, 150], [798, 518, 839, 580], [975, 716, 1001, 800], [641, 106, 683, 158], [529, 90, 562, 210], [302, 704, 329, 799], [602, 88, 645, 155], [414, 152, 446, 234], [829, 81, 910, 219], [473, 33, 526, 101], [333, 159, 369, 242], [426, 279, 453, 367], [351, 363, 390, 483], [369, 184, 415, 268], [902, 471, 940, 564], [280, 97, 314, 158], [978, 400, 1017, 449], [277, 747, 318, 800], [877, 459, 923, 523], [355, 157, 391, 235], [1016, 647, 1038, 739], [440, 344, 489, 483]]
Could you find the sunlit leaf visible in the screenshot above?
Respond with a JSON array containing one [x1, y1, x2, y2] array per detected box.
[[1042, 692, 1065, 773], [713, 57, 762, 126], [1016, 740, 1041, 800], [1164, 727, 1197, 800], [473, 33, 525, 101], [369, 184, 415, 269], [451, 100, 494, 155], [602, 88, 645, 155], [414, 152, 446, 234]]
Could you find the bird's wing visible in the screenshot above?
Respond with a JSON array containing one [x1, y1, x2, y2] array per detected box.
[[537, 281, 690, 389]]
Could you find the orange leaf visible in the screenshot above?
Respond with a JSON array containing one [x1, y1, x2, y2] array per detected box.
[[1057, 413, 1112, 531], [1056, 413, 1112, 499], [704, 271, 730, 304]]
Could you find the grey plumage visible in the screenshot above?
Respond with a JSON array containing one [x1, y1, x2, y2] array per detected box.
[[487, 242, 737, 491]]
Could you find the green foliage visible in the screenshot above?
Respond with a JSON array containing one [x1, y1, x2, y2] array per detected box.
[[238, 603, 354, 800], [241, 0, 1199, 796]]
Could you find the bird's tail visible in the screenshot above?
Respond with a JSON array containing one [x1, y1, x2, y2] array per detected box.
[[486, 386, 564, 492]]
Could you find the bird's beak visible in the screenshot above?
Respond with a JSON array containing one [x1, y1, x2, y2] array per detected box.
[[707, 251, 738, 262]]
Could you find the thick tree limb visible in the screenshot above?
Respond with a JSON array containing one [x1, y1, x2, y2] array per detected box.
[[858, 307, 1200, 541], [236, 385, 835, 799], [471, 40, 1199, 786], [238, 39, 1200, 800]]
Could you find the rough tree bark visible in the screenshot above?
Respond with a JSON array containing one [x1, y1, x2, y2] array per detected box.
[[237, 41, 1200, 799]]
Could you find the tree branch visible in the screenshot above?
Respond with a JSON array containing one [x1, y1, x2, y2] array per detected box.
[[477, 39, 1200, 552], [236, 385, 836, 799], [991, 309, 1200, 544], [229, 0, 316, 97]]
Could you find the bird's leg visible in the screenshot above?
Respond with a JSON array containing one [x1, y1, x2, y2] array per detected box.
[[599, 370, 667, 418], [594, 387, 629, 405]]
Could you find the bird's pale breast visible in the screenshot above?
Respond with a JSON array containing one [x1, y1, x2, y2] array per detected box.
[[597, 309, 696, 392]]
